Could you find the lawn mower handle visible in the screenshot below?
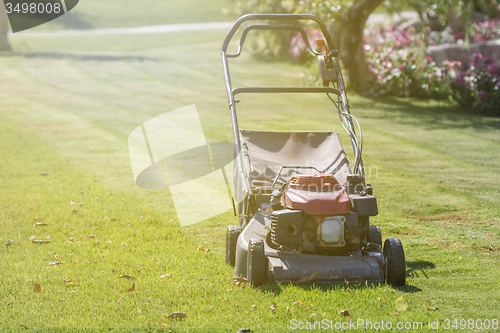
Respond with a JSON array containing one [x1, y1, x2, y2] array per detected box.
[[221, 14, 339, 155], [221, 14, 364, 176]]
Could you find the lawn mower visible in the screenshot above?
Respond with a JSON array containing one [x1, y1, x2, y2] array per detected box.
[[222, 14, 406, 287]]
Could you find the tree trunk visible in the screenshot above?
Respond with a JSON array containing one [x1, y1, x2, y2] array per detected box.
[[0, 0, 12, 51], [333, 0, 383, 93]]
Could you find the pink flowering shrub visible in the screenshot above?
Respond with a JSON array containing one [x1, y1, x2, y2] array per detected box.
[[446, 54, 500, 115], [455, 19, 500, 43], [364, 24, 500, 114], [429, 19, 500, 45], [363, 25, 452, 98]]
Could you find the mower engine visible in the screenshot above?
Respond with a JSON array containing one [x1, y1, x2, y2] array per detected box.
[[270, 174, 370, 254]]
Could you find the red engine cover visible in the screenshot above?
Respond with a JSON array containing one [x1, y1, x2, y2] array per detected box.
[[281, 174, 350, 215]]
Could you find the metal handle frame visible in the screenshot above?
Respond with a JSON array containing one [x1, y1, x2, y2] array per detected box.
[[221, 14, 364, 176]]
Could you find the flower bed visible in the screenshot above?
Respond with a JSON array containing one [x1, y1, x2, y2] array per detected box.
[[363, 22, 500, 114], [363, 25, 451, 98], [445, 54, 500, 114]]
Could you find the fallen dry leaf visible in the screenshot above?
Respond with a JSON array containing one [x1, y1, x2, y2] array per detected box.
[[48, 262, 62, 265], [71, 210, 79, 214], [137, 309, 142, 314], [55, 255, 63, 259], [70, 202, 76, 205], [297, 270, 319, 283], [40, 172, 48, 176], [287, 307, 293, 313], [5, 239, 13, 246], [32, 222, 48, 227], [426, 306, 439, 311], [293, 301, 303, 307], [158, 324, 168, 328], [85, 235, 95, 238], [270, 302, 277, 311], [159, 274, 171, 279], [339, 310, 351, 316], [394, 313, 400, 317], [197, 245, 210, 252], [33, 283, 42, 293], [251, 304, 256, 310], [165, 312, 187, 319], [79, 202, 84, 206], [118, 274, 135, 279]]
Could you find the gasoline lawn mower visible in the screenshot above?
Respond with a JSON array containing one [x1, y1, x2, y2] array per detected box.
[[222, 14, 406, 287]]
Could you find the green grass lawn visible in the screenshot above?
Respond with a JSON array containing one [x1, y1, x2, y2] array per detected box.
[[19, 0, 234, 31], [0, 28, 499, 331]]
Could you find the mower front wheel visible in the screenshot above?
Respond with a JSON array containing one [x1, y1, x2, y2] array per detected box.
[[247, 239, 268, 287], [226, 225, 241, 266], [368, 225, 382, 247], [384, 238, 406, 286]]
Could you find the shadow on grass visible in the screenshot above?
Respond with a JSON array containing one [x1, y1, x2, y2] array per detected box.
[[6, 52, 157, 62], [356, 96, 500, 131], [406, 260, 436, 279]]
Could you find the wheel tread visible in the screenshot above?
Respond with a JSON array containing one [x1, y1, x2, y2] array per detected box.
[[226, 225, 241, 266], [247, 239, 267, 287], [384, 238, 406, 286]]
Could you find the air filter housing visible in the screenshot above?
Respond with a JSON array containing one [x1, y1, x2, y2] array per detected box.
[[271, 209, 302, 247]]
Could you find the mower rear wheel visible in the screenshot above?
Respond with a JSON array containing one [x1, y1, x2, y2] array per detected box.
[[247, 239, 268, 287], [384, 238, 406, 286], [368, 225, 383, 247], [226, 225, 241, 266]]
